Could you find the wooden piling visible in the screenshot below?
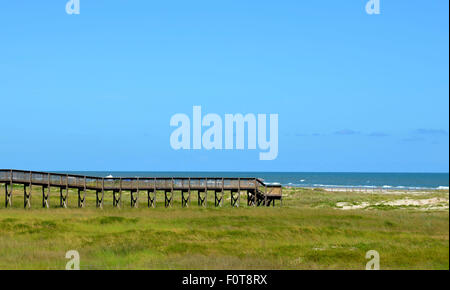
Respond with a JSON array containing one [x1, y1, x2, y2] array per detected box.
[[264, 185, 268, 206], [131, 177, 139, 208], [43, 173, 50, 208], [5, 182, 12, 207], [24, 171, 32, 209], [58, 174, 69, 208], [148, 177, 156, 208], [78, 176, 86, 208], [254, 178, 257, 206], [5, 169, 13, 207], [118, 177, 122, 208], [204, 178, 208, 207], [100, 178, 105, 208], [165, 190, 172, 208], [188, 177, 191, 207]]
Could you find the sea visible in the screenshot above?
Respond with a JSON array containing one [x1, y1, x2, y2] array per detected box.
[[61, 172, 449, 190]]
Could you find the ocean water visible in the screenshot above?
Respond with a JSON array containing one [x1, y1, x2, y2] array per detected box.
[[62, 172, 449, 190]]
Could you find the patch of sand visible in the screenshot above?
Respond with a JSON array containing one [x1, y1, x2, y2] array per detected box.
[[383, 197, 447, 207], [336, 202, 370, 210], [336, 198, 449, 211]]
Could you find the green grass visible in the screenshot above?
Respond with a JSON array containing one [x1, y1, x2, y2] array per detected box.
[[0, 185, 448, 269]]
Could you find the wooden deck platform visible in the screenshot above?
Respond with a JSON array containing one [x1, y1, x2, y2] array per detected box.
[[0, 169, 282, 208]]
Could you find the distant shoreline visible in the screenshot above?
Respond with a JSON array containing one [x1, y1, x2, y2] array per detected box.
[[58, 171, 450, 190], [284, 185, 449, 192]]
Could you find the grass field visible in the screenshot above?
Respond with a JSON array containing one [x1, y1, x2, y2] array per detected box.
[[0, 185, 448, 270]]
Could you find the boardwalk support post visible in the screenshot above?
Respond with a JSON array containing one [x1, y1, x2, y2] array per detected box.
[[119, 178, 123, 208], [198, 190, 206, 207], [59, 176, 62, 207], [42, 186, 49, 208], [165, 178, 173, 208], [188, 178, 191, 207], [264, 185, 268, 206], [148, 178, 156, 208], [148, 190, 156, 208], [162, 178, 173, 208], [96, 190, 101, 208], [214, 190, 223, 207], [231, 190, 239, 207], [78, 176, 86, 208], [77, 188, 83, 208], [59, 188, 64, 207], [113, 178, 122, 208], [100, 178, 105, 208], [181, 178, 190, 208], [221, 178, 224, 207], [236, 178, 241, 207], [136, 178, 140, 207], [42, 173, 50, 208], [182, 190, 189, 207], [113, 190, 118, 207], [131, 178, 139, 208], [24, 171, 32, 209], [24, 184, 31, 209], [204, 178, 208, 207], [198, 178, 208, 207], [5, 170, 13, 208], [5, 183, 12, 208], [59, 174, 69, 208], [164, 190, 173, 208], [254, 178, 258, 207], [215, 179, 224, 207]]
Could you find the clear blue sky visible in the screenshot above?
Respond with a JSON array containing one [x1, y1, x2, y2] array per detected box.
[[0, 1, 448, 172]]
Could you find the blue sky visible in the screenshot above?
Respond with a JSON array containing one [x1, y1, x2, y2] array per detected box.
[[0, 0, 448, 172]]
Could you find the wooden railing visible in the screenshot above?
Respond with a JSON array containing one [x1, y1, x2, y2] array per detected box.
[[0, 169, 266, 190]]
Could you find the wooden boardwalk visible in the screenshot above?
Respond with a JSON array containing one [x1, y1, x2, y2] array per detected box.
[[0, 169, 282, 209]]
